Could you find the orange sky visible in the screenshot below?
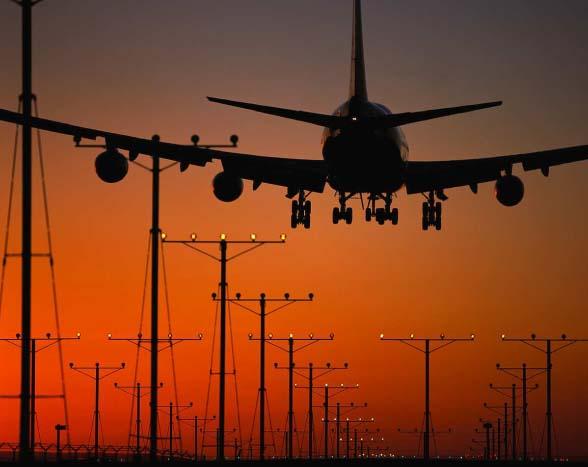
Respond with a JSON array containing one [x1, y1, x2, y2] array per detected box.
[[0, 0, 587, 459]]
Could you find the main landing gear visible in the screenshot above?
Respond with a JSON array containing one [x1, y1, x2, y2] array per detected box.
[[290, 190, 312, 229], [332, 192, 354, 225], [365, 193, 398, 226], [422, 191, 443, 231]]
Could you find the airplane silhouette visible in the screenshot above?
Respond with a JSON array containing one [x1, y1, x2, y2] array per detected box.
[[0, 0, 586, 230]]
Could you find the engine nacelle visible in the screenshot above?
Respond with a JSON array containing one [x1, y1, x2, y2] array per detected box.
[[495, 175, 524, 207], [95, 149, 128, 183], [212, 171, 243, 202]]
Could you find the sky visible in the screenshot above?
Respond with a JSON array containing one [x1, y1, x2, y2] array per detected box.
[[0, 0, 587, 459]]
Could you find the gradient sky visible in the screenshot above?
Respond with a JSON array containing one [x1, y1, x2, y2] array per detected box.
[[0, 0, 587, 459]]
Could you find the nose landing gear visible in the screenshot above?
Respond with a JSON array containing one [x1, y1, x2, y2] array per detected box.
[[290, 190, 311, 229], [422, 191, 443, 231], [365, 193, 399, 226]]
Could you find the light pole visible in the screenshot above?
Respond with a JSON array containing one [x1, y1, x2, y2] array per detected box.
[[54, 424, 66, 462], [69, 362, 125, 461], [294, 362, 349, 459], [500, 333, 588, 460], [176, 415, 216, 461], [164, 232, 285, 460], [271, 333, 334, 459], [344, 417, 374, 459], [317, 384, 360, 459], [114, 381, 164, 460], [76, 122, 237, 463], [1, 332, 80, 458], [496, 362, 542, 460], [230, 291, 314, 460], [379, 333, 474, 460], [107, 331, 202, 459], [483, 402, 510, 460], [332, 402, 367, 459], [155, 401, 193, 460]]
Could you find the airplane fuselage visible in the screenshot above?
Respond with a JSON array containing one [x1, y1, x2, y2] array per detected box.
[[321, 97, 409, 194]]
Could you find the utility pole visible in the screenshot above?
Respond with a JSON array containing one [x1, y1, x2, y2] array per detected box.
[[496, 362, 542, 460], [155, 401, 192, 460], [69, 362, 125, 461], [380, 333, 474, 460], [54, 424, 66, 462], [294, 362, 349, 459], [165, 233, 285, 460], [230, 291, 313, 460], [272, 333, 334, 459], [500, 333, 588, 461]]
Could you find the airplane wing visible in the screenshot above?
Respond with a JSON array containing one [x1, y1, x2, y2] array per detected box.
[[0, 107, 327, 193], [405, 145, 588, 194]]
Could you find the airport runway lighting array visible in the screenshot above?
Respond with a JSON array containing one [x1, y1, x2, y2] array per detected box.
[[483, 402, 509, 460], [317, 383, 360, 458], [379, 333, 475, 460], [500, 333, 588, 461], [175, 414, 216, 462], [0, 332, 80, 458], [332, 401, 368, 458], [229, 291, 314, 460], [294, 362, 349, 459], [271, 332, 334, 459], [495, 362, 542, 460], [163, 233, 285, 461], [68, 362, 125, 461], [114, 381, 164, 461]]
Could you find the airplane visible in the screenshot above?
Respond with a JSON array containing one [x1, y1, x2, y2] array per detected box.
[[0, 0, 587, 231]]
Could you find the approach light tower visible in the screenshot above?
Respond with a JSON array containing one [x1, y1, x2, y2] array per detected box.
[[238, 292, 314, 461], [379, 333, 475, 460], [164, 233, 286, 460], [501, 333, 588, 461]]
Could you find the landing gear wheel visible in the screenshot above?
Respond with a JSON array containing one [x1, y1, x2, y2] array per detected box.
[[292, 200, 299, 216], [345, 207, 353, 225], [435, 202, 442, 231], [365, 208, 372, 222], [435, 215, 442, 231], [304, 200, 312, 215], [332, 207, 340, 225], [303, 213, 311, 229], [422, 215, 429, 231], [290, 213, 298, 229], [391, 208, 399, 225], [375, 208, 385, 225]]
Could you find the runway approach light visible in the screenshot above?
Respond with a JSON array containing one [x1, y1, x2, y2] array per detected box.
[[501, 334, 506, 340], [329, 332, 335, 339], [220, 233, 227, 240], [289, 333, 294, 338], [191, 233, 196, 241], [76, 332, 81, 338], [410, 333, 415, 339], [470, 334, 475, 340], [280, 233, 287, 242], [161, 232, 167, 240], [107, 333, 112, 339], [248, 333, 253, 339], [379, 333, 384, 339], [250, 233, 256, 241]]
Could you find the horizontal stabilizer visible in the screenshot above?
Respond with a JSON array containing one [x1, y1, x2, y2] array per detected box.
[[378, 101, 502, 127], [208, 97, 502, 129], [208, 96, 344, 128]]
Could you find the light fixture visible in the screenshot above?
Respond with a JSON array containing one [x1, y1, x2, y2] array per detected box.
[[250, 233, 256, 241], [161, 232, 167, 240], [280, 233, 287, 241], [220, 233, 227, 240], [190, 233, 196, 241]]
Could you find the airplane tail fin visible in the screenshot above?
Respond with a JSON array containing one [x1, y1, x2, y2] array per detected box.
[[350, 0, 368, 101]]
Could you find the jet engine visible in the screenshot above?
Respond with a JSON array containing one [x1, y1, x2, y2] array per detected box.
[[495, 175, 524, 207], [212, 171, 243, 202], [95, 149, 128, 183]]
